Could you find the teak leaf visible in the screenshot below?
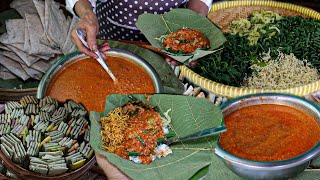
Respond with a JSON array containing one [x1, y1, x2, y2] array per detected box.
[[136, 9, 227, 64], [90, 94, 320, 179], [90, 94, 223, 180]]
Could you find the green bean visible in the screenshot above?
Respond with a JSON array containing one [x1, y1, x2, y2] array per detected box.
[[128, 151, 140, 156], [136, 136, 145, 146]]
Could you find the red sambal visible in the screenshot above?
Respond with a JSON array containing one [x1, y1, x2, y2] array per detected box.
[[219, 104, 320, 161], [101, 101, 165, 164]]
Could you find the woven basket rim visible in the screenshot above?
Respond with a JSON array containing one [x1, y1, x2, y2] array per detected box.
[[182, 1, 320, 98], [209, 0, 320, 20]]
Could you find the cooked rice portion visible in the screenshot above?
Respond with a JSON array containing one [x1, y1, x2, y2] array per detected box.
[[100, 100, 170, 164], [242, 52, 320, 89]]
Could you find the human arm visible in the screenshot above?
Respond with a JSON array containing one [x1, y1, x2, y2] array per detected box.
[[66, 0, 99, 58], [186, 0, 213, 15], [95, 152, 131, 180]]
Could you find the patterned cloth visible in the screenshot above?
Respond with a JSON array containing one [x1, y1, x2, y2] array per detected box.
[[66, 0, 212, 41], [96, 0, 188, 41]]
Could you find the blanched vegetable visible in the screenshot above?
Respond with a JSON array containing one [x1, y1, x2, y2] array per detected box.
[[230, 10, 282, 45], [243, 52, 320, 89]]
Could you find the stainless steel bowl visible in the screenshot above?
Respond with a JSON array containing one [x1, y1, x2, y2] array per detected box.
[[216, 93, 320, 180], [37, 48, 164, 98]]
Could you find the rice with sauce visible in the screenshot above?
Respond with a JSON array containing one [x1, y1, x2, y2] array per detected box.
[[100, 100, 172, 164]]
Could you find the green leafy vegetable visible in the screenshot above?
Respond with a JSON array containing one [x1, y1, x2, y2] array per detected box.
[[136, 8, 226, 64], [137, 136, 145, 146], [142, 130, 149, 134], [192, 34, 252, 87], [157, 138, 164, 145], [165, 128, 175, 138]]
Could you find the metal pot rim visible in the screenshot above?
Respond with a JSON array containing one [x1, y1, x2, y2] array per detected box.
[[37, 48, 164, 99], [216, 93, 320, 168]]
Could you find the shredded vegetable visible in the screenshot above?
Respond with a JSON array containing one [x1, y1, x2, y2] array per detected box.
[[242, 52, 320, 89]]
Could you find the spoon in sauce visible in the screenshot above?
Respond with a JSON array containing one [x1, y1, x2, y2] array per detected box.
[[76, 28, 117, 81]]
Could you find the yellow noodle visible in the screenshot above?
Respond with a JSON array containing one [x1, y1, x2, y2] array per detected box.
[[100, 107, 129, 152]]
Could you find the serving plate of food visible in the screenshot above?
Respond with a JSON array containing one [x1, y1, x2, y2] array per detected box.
[[136, 8, 227, 64], [89, 93, 320, 179], [179, 1, 320, 98], [89, 94, 223, 180]]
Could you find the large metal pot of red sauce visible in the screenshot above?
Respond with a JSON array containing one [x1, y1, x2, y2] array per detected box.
[[216, 93, 320, 179]]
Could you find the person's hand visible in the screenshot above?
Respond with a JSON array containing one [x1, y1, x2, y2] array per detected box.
[[95, 152, 131, 180], [186, 0, 209, 16], [98, 43, 111, 59], [71, 0, 99, 58]]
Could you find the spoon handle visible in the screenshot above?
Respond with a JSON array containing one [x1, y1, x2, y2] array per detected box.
[[76, 28, 117, 81], [165, 125, 226, 145], [94, 50, 117, 81]]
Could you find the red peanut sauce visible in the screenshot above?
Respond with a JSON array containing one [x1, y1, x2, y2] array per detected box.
[[219, 104, 320, 161], [47, 57, 155, 112]]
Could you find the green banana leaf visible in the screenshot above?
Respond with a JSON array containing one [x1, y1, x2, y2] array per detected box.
[[136, 8, 226, 64], [90, 94, 223, 179]]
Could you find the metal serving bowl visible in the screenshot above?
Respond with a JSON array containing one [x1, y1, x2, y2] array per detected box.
[[37, 48, 164, 98], [216, 93, 320, 179]]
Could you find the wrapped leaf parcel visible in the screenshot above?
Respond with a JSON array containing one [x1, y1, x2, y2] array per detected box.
[[90, 94, 223, 180], [136, 9, 227, 64], [0, 96, 93, 176]]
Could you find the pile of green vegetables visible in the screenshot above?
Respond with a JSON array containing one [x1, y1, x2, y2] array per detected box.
[[192, 11, 320, 87]]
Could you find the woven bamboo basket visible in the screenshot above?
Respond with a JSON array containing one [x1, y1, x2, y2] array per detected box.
[[180, 0, 320, 98]]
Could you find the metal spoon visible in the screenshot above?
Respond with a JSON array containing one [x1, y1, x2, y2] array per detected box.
[[76, 28, 116, 81], [164, 125, 226, 145]]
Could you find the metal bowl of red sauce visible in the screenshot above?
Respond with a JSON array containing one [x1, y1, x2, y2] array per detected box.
[[37, 48, 163, 112], [216, 93, 320, 179]]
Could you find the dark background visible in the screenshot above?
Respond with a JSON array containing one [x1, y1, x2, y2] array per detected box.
[[1, 0, 320, 12]]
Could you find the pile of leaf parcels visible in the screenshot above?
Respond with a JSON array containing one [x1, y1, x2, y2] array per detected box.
[[0, 96, 92, 176]]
